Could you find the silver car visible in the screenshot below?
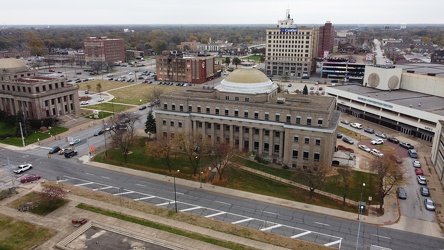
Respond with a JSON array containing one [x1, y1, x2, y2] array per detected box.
[[424, 198, 435, 211], [417, 175, 427, 185]]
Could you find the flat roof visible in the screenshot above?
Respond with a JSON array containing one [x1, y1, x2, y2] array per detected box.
[[333, 83, 444, 116], [395, 63, 444, 78]]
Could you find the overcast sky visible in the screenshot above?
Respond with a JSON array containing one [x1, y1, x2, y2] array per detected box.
[[1, 0, 442, 26]]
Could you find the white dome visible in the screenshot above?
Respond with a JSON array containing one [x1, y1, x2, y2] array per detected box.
[[217, 68, 277, 94], [0, 58, 29, 73]]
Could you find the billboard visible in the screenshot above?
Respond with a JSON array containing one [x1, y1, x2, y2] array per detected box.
[[280, 28, 298, 33]]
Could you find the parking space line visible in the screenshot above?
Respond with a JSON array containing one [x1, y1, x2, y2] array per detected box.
[[93, 186, 114, 191], [157, 201, 173, 206], [180, 206, 202, 212], [371, 234, 391, 240], [74, 182, 94, 186], [314, 222, 330, 227], [134, 196, 155, 201], [113, 191, 134, 196], [260, 224, 282, 231], [205, 211, 226, 218], [232, 218, 254, 225], [324, 239, 342, 247], [291, 231, 312, 238]]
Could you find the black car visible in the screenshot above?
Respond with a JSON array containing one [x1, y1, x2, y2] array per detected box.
[[387, 137, 399, 144], [400, 142, 414, 149], [94, 130, 104, 136], [396, 187, 407, 199], [364, 128, 375, 134], [336, 132, 343, 139], [139, 105, 147, 110], [64, 149, 78, 158], [420, 187, 430, 197], [342, 137, 354, 144], [49, 146, 61, 154]]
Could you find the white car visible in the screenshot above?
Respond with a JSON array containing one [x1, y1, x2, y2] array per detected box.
[[370, 149, 384, 157], [413, 160, 421, 168], [371, 139, 384, 145], [417, 175, 427, 185], [358, 145, 371, 152], [97, 98, 105, 102], [80, 101, 89, 105], [13, 164, 33, 174]]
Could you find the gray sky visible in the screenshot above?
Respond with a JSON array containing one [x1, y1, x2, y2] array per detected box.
[[1, 0, 442, 25]]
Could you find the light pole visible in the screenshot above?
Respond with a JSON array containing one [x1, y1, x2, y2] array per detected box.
[[174, 170, 180, 212], [356, 182, 366, 250]]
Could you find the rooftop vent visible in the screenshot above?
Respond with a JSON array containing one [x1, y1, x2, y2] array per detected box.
[[277, 97, 286, 104]]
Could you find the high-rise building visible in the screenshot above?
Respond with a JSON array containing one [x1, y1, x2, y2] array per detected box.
[[265, 9, 319, 78], [317, 21, 335, 58], [84, 36, 125, 64]]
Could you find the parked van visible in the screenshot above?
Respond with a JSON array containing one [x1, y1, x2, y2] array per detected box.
[[350, 123, 363, 129]]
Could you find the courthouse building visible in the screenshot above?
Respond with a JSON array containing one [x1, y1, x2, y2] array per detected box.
[[0, 58, 80, 119], [156, 64, 340, 168]]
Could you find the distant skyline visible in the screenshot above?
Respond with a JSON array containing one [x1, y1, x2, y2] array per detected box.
[[1, 0, 443, 26]]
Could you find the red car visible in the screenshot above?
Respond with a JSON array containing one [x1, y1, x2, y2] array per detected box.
[[48, 69, 55, 72], [20, 174, 41, 183], [415, 168, 424, 176]]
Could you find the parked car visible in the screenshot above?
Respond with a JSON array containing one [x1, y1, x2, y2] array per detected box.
[[139, 105, 147, 110], [413, 160, 421, 168], [69, 139, 81, 146], [408, 149, 418, 158], [387, 137, 399, 144], [364, 128, 375, 134], [336, 132, 343, 139], [64, 149, 78, 158], [424, 198, 435, 211], [94, 130, 104, 136], [420, 187, 430, 197], [20, 174, 41, 183], [350, 123, 363, 129], [97, 98, 105, 102], [371, 149, 384, 157], [415, 168, 424, 176], [84, 90, 89, 94], [400, 142, 414, 149], [340, 120, 350, 125], [80, 101, 89, 105], [58, 148, 70, 155], [371, 139, 384, 145], [375, 133, 387, 139], [396, 187, 407, 199], [358, 144, 371, 152], [417, 175, 427, 185], [13, 164, 33, 174], [342, 137, 354, 144], [49, 146, 61, 154]]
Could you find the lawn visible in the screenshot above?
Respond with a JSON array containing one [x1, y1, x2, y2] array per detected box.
[[0, 214, 56, 250], [77, 80, 131, 92], [243, 55, 262, 62], [82, 102, 134, 113], [8, 191, 69, 216], [0, 123, 68, 147], [108, 84, 178, 105]]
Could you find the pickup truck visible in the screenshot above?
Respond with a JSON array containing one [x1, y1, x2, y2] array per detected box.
[[14, 164, 33, 174]]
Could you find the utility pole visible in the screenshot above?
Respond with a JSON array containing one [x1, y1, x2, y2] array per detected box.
[[19, 122, 25, 147]]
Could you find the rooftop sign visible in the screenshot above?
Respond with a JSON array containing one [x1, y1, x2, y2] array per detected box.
[[280, 28, 298, 33]]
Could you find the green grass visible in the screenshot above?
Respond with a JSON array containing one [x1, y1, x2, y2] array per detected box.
[[243, 55, 262, 62], [0, 214, 56, 250], [0, 123, 68, 147], [77, 203, 256, 250], [83, 103, 135, 113]]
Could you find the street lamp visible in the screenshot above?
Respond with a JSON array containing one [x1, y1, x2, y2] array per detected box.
[[174, 170, 180, 212], [356, 182, 366, 250]]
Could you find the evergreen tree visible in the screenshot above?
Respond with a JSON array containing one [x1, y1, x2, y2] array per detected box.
[[303, 85, 309, 95], [145, 111, 156, 135]]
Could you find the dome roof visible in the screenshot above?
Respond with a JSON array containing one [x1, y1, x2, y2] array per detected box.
[[0, 58, 29, 73], [216, 67, 277, 94], [224, 68, 271, 84]]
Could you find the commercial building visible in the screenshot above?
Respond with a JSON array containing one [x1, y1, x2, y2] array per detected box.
[[317, 21, 335, 58], [156, 51, 215, 84], [0, 58, 80, 119], [265, 9, 319, 78], [320, 59, 368, 82], [156, 64, 339, 168], [84, 36, 125, 64]]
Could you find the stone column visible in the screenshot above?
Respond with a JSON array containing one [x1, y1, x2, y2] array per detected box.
[[229, 125, 234, 147], [210, 122, 215, 146], [279, 131, 284, 158], [249, 127, 253, 153], [258, 128, 263, 155], [269, 129, 274, 157], [238, 125, 243, 151]]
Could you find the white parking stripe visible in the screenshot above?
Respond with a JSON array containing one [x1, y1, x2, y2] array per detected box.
[[232, 218, 254, 225], [324, 239, 342, 247], [205, 211, 226, 218], [291, 231, 312, 238], [180, 206, 202, 212], [134, 196, 155, 201], [157, 201, 173, 206], [113, 191, 134, 196], [260, 224, 282, 231], [74, 182, 94, 186]]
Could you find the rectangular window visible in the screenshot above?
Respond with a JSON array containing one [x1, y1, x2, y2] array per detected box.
[[180, 105, 184, 111], [225, 109, 229, 116], [275, 114, 280, 122], [206, 107, 210, 114], [303, 151, 309, 160], [304, 137, 310, 144], [314, 152, 320, 162], [197, 106, 201, 113], [307, 117, 312, 125], [296, 116, 301, 124], [254, 112, 259, 119], [178, 121, 183, 128], [292, 150, 298, 159], [163, 103, 168, 109], [225, 125, 230, 131], [286, 115, 291, 123], [274, 144, 280, 153], [264, 130, 269, 136], [170, 120, 174, 126], [225, 96, 230, 100], [171, 104, 175, 111], [162, 119, 166, 125], [244, 127, 249, 133], [244, 111, 248, 118], [215, 108, 219, 115], [315, 138, 321, 146], [188, 105, 192, 112], [207, 123, 211, 129], [198, 122, 203, 128], [294, 136, 299, 143], [254, 141, 259, 150], [245, 97, 250, 102], [317, 118, 323, 125], [235, 126, 239, 132], [216, 124, 221, 130], [275, 131, 280, 137], [235, 96, 239, 101], [265, 113, 269, 121], [234, 110, 239, 117], [255, 129, 259, 135], [264, 143, 269, 151]]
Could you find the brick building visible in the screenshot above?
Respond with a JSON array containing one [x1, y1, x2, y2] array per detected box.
[[0, 58, 80, 119], [84, 36, 125, 64], [317, 21, 335, 58], [156, 64, 339, 168]]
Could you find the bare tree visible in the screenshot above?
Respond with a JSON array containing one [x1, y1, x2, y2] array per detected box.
[[334, 167, 354, 206], [209, 142, 237, 181], [146, 135, 177, 172], [110, 112, 141, 164], [96, 83, 103, 99], [146, 87, 165, 108], [176, 132, 210, 176], [296, 164, 329, 199], [40, 185, 67, 207], [369, 153, 404, 213]]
